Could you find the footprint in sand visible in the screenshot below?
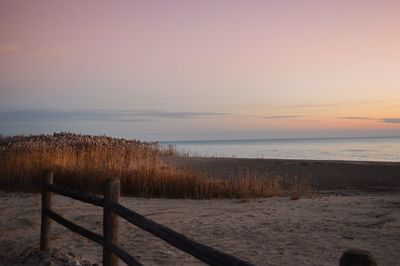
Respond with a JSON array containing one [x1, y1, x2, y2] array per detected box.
[[15, 218, 36, 227]]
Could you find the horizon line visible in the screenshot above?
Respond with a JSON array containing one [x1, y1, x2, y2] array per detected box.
[[160, 135, 400, 144]]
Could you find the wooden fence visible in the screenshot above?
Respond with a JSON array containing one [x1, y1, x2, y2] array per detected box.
[[40, 170, 254, 266]]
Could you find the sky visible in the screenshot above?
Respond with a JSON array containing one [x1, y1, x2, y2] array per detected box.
[[1, 0, 400, 141]]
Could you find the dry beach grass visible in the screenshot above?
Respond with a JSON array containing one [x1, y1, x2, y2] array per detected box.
[[0, 133, 291, 199]]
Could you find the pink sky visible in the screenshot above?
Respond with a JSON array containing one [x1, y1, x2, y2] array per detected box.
[[0, 1, 399, 140]]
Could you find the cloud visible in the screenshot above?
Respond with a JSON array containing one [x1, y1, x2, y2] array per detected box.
[[0, 109, 231, 124], [111, 110, 231, 119], [338, 116, 371, 120], [281, 99, 400, 110], [338, 116, 400, 124], [380, 118, 400, 124], [263, 115, 303, 119], [284, 103, 342, 109], [0, 45, 19, 53]]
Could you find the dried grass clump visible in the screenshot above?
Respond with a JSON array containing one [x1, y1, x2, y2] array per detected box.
[[288, 176, 312, 200], [0, 133, 285, 199]]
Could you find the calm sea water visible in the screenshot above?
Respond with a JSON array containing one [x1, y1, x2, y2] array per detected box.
[[161, 137, 400, 162]]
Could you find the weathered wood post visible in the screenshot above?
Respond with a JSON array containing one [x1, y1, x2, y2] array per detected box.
[[103, 178, 120, 266], [40, 170, 53, 251], [340, 249, 377, 266]]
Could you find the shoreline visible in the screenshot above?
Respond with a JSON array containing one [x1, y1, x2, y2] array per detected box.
[[160, 135, 400, 143], [175, 156, 400, 164]]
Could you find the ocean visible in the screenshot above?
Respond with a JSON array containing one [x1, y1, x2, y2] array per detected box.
[[161, 136, 400, 162]]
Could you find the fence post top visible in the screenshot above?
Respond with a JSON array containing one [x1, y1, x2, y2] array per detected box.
[[43, 169, 54, 176], [42, 169, 54, 184], [105, 177, 120, 184]]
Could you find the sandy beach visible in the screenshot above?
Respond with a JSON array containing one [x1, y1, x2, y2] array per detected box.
[[170, 157, 400, 190], [1, 189, 399, 266]]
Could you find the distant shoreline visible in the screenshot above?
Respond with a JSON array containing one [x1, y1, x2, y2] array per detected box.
[[160, 136, 400, 162], [160, 135, 400, 144], [176, 156, 400, 164]]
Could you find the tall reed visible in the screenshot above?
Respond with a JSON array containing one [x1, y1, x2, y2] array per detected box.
[[0, 133, 285, 198]]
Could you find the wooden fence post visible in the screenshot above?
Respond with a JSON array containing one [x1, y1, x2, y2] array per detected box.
[[103, 178, 120, 266], [40, 170, 53, 251], [340, 249, 377, 266]]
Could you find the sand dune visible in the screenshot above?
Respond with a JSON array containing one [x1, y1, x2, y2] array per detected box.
[[0, 191, 399, 265]]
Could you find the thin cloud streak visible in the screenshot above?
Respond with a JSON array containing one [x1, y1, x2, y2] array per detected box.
[[284, 103, 342, 109], [380, 118, 400, 124], [289, 99, 400, 109], [338, 116, 372, 120], [263, 115, 304, 119], [0, 109, 232, 124], [338, 116, 400, 124]]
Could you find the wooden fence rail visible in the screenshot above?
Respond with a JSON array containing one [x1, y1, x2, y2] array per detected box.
[[40, 170, 254, 266]]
